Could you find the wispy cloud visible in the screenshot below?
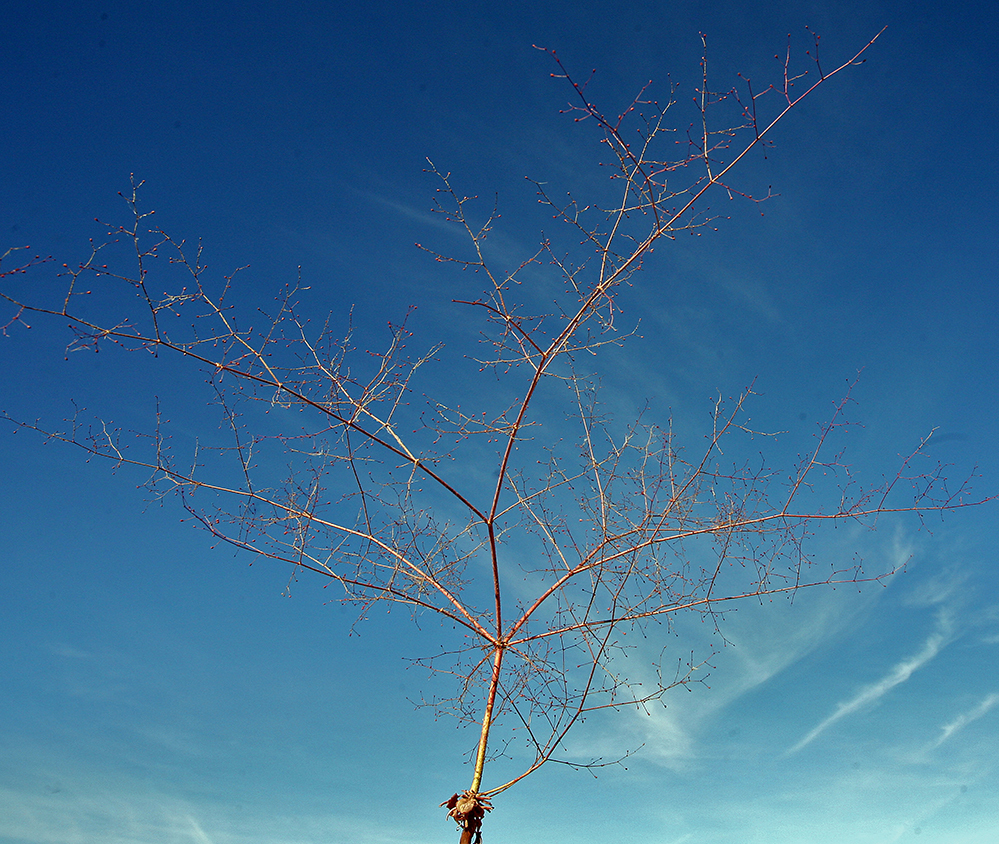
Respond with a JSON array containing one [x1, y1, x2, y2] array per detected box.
[[357, 189, 461, 235], [45, 642, 96, 660], [634, 704, 698, 768], [902, 565, 969, 609], [787, 607, 956, 755], [185, 814, 216, 844], [0, 778, 432, 844], [927, 693, 999, 751], [578, 564, 896, 771], [558, 691, 698, 773]]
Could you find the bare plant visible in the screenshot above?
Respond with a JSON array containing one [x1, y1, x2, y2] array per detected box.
[[1, 28, 985, 843]]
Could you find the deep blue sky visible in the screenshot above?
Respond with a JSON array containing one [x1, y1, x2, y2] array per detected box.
[[2, 2, 998, 843]]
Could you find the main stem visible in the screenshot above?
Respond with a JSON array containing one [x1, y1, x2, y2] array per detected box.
[[470, 644, 505, 793]]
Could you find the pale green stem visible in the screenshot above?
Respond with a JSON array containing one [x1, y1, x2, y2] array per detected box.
[[470, 645, 505, 793]]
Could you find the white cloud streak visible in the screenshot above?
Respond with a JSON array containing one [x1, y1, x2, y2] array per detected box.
[[928, 693, 999, 751], [357, 189, 460, 234], [787, 608, 955, 755], [0, 781, 428, 844], [185, 815, 216, 844]]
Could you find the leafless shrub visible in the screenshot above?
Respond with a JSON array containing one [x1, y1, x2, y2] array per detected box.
[[2, 28, 986, 841]]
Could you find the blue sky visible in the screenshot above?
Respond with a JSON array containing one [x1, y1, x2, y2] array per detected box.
[[2, 2, 998, 843]]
